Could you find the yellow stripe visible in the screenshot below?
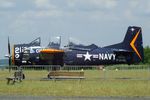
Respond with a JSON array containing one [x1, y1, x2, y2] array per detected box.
[[12, 46, 15, 65], [130, 30, 142, 60], [40, 49, 64, 53]]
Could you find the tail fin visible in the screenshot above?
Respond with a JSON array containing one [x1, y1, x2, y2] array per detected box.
[[123, 26, 144, 62]]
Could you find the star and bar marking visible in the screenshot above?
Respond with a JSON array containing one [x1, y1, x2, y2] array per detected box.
[[77, 52, 116, 61]]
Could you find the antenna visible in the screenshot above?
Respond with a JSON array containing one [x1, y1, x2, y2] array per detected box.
[[59, 36, 61, 48]]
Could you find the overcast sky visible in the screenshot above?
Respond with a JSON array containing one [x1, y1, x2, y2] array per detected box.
[[0, 0, 150, 59]]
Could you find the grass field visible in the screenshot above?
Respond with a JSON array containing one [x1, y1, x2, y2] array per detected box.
[[0, 65, 150, 96]]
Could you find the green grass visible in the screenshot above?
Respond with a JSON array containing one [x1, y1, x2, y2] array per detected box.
[[0, 68, 150, 96], [0, 80, 149, 96]]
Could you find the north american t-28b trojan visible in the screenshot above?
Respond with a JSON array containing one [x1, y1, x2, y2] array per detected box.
[[6, 26, 144, 66]]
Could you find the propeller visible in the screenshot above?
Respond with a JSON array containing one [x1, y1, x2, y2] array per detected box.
[[5, 37, 12, 72], [8, 37, 11, 66]]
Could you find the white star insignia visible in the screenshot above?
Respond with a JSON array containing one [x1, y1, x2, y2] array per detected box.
[[83, 52, 92, 61], [131, 28, 135, 32]]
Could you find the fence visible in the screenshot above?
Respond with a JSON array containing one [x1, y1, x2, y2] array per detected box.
[[0, 65, 150, 81]]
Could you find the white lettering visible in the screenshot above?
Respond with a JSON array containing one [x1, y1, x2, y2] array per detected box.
[[107, 54, 112, 60], [112, 54, 116, 60], [36, 49, 40, 53], [99, 53, 116, 61], [15, 47, 20, 53], [104, 54, 108, 60], [15, 54, 20, 58], [15, 46, 28, 53], [23, 47, 28, 53], [99, 54, 104, 60]]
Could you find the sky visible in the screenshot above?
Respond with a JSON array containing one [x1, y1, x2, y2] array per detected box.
[[0, 0, 150, 59]]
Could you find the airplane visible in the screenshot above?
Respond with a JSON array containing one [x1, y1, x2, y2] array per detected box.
[[5, 26, 144, 66]]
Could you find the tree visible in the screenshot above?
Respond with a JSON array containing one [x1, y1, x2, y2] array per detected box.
[[144, 46, 150, 64]]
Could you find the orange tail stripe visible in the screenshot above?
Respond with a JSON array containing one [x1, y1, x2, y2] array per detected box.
[[130, 30, 142, 60]]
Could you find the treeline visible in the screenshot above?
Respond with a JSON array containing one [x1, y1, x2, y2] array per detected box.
[[144, 46, 150, 64]]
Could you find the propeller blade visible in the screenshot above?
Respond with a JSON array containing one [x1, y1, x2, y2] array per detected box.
[[8, 37, 10, 55], [8, 37, 11, 68], [8, 37, 11, 72]]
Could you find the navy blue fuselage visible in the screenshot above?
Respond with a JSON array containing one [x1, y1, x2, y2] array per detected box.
[[10, 26, 144, 66]]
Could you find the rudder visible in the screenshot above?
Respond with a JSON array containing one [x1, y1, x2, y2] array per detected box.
[[123, 26, 144, 63]]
